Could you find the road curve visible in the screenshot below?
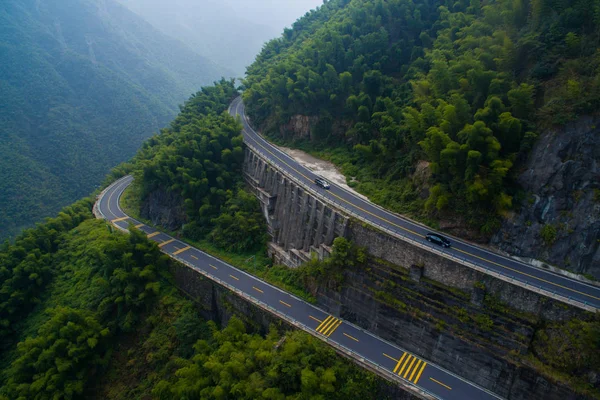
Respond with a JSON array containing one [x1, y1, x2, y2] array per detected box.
[[229, 96, 600, 311], [95, 175, 502, 400]]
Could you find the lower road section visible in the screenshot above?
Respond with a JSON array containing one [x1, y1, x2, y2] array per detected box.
[[95, 175, 502, 400]]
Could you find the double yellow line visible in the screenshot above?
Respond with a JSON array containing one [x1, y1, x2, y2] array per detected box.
[[393, 352, 427, 384], [315, 315, 342, 337]]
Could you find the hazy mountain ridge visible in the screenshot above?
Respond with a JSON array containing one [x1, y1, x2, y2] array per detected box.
[[0, 0, 229, 240]]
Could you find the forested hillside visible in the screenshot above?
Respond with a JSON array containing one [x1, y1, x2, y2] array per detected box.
[[0, 0, 227, 241], [0, 81, 391, 399], [244, 0, 600, 238]]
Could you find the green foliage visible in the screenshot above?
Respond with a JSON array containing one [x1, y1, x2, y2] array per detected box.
[[209, 188, 268, 252], [6, 307, 109, 399], [151, 317, 386, 400], [0, 199, 93, 342], [243, 0, 600, 232], [299, 237, 368, 287], [126, 79, 266, 252], [533, 319, 600, 376], [0, 0, 225, 241], [540, 224, 558, 246]]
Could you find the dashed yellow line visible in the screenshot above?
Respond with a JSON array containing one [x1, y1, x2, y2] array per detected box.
[[229, 274, 239, 281], [343, 333, 359, 342], [246, 117, 600, 303], [279, 300, 292, 308], [173, 246, 191, 255], [383, 353, 399, 363], [147, 231, 160, 238], [430, 378, 452, 390], [210, 264, 218, 270], [309, 315, 322, 323], [191, 255, 198, 260], [253, 286, 264, 294], [158, 238, 175, 248]]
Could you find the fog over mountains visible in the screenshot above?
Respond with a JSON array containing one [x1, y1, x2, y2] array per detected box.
[[118, 0, 324, 76]]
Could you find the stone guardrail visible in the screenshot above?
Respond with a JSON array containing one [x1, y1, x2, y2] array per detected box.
[[244, 141, 597, 313]]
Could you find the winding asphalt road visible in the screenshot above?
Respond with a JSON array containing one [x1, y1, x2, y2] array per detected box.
[[228, 96, 600, 311], [96, 175, 501, 400]]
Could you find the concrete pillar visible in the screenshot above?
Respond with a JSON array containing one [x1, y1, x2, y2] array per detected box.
[[314, 204, 326, 247], [303, 197, 318, 251], [325, 210, 337, 246]]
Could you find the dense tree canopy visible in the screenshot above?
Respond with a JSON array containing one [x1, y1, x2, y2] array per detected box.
[[119, 79, 267, 252], [244, 0, 600, 232]]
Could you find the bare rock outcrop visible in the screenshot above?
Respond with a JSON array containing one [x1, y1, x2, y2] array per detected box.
[[491, 116, 600, 278]]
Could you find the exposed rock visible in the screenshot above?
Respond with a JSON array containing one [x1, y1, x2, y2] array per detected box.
[[140, 187, 187, 231], [491, 116, 600, 278], [278, 114, 319, 141]]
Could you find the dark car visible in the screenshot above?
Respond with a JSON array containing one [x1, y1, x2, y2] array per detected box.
[[314, 177, 330, 189], [425, 233, 451, 248]]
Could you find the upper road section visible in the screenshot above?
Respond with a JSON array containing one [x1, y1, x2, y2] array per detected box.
[[229, 96, 600, 311], [95, 175, 502, 400]]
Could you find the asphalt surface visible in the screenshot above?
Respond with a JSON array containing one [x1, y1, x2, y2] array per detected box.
[[228, 96, 600, 310], [96, 175, 502, 400]]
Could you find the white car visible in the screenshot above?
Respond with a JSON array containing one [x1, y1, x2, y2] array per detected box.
[[314, 177, 330, 189]]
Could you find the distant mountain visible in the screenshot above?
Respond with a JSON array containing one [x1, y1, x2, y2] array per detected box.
[[0, 0, 230, 240], [118, 0, 281, 76]]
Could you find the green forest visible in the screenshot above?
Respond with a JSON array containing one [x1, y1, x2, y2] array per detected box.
[[243, 0, 600, 233], [0, 80, 391, 399], [0, 0, 225, 241], [112, 79, 267, 252], [0, 210, 389, 399]]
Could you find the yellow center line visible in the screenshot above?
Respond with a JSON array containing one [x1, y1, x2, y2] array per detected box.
[[315, 316, 333, 332], [279, 300, 292, 308], [135, 223, 144, 228], [383, 353, 399, 363], [147, 231, 160, 238], [173, 246, 191, 255], [325, 320, 343, 337], [430, 378, 452, 390], [454, 248, 600, 301], [253, 286, 264, 294], [210, 264, 218, 270], [229, 274, 239, 281], [414, 362, 427, 384], [247, 118, 600, 304], [112, 216, 129, 223], [409, 359, 423, 381], [403, 356, 418, 378], [309, 315, 322, 323], [393, 353, 407, 373], [158, 238, 175, 248], [191, 255, 198, 260], [343, 333, 359, 342], [398, 355, 413, 376]]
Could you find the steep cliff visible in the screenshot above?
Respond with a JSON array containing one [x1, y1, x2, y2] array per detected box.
[[492, 116, 600, 278]]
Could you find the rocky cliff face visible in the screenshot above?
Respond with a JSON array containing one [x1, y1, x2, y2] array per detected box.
[[308, 257, 595, 400], [140, 188, 187, 231], [491, 116, 600, 278]]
